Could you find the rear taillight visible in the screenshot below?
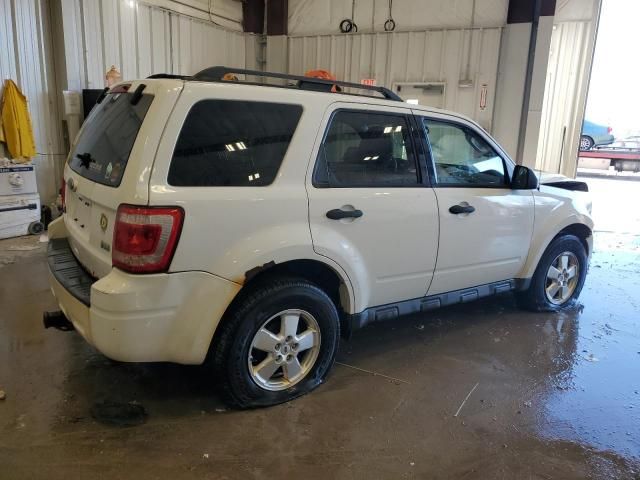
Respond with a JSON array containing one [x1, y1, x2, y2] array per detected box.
[[112, 205, 184, 274]]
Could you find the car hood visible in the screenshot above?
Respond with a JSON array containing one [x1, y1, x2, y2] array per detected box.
[[538, 172, 589, 192]]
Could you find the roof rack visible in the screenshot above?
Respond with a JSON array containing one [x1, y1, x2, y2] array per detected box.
[[147, 73, 191, 80], [186, 66, 403, 102]]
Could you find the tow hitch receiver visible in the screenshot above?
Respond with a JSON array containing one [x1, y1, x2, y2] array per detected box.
[[43, 311, 75, 331]]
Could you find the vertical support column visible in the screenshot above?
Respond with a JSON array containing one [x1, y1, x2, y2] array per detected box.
[[493, 0, 556, 167], [266, 36, 288, 81], [266, 0, 288, 36], [243, 0, 265, 34], [265, 0, 288, 78], [57, 0, 86, 92]]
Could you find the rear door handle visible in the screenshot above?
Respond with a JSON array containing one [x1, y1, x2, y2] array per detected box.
[[449, 204, 475, 214], [326, 208, 364, 220]]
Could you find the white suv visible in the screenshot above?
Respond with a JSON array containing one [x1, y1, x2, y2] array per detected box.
[[46, 67, 593, 408]]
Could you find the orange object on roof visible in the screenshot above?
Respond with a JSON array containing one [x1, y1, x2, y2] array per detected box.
[[304, 69, 341, 92], [304, 69, 336, 81]]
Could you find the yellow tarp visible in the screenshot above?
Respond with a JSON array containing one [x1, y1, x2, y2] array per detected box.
[[0, 79, 36, 162]]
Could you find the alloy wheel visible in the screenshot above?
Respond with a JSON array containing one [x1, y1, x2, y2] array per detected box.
[[545, 251, 580, 305], [247, 309, 321, 391]]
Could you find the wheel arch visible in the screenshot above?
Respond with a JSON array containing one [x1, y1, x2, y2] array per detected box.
[[520, 220, 593, 280], [210, 258, 355, 351], [242, 259, 353, 314], [554, 223, 592, 255]]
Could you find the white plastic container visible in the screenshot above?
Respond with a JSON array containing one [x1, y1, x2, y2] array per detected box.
[[0, 165, 38, 196], [0, 193, 41, 239]]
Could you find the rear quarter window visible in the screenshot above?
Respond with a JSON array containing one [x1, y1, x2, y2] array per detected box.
[[168, 100, 303, 187]]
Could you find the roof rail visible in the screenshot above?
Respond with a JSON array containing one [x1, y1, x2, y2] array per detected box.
[[147, 73, 191, 80], [190, 66, 403, 102]]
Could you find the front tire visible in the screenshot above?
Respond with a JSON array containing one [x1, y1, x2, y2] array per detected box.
[[517, 234, 588, 312], [212, 277, 340, 408]]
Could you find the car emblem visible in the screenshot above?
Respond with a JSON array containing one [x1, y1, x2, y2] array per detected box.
[[67, 177, 76, 192], [100, 213, 108, 232]]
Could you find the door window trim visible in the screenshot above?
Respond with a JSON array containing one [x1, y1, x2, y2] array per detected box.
[[312, 108, 431, 188], [417, 115, 514, 189]]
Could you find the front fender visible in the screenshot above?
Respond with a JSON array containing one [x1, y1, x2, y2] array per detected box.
[[519, 188, 594, 279]]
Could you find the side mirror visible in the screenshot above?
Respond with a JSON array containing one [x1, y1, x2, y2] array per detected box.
[[511, 165, 539, 190]]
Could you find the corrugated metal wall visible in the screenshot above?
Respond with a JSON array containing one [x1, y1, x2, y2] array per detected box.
[[0, 0, 258, 203], [170, 10, 253, 76], [73, 0, 255, 88], [0, 0, 65, 204], [284, 28, 502, 131], [536, 21, 595, 176], [288, 0, 508, 35]]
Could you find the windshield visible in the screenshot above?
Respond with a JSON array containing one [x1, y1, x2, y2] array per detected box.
[[68, 92, 154, 187]]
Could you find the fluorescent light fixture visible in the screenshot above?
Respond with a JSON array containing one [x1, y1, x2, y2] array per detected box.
[[383, 126, 392, 134], [364, 156, 371, 161], [225, 144, 235, 151], [406, 99, 419, 105], [395, 125, 402, 132], [254, 172, 260, 179], [372, 155, 379, 160]]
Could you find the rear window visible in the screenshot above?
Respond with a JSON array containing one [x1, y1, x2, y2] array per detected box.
[[168, 100, 302, 187], [69, 92, 154, 187]]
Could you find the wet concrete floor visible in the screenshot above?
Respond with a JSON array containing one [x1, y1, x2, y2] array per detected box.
[[1, 177, 639, 479]]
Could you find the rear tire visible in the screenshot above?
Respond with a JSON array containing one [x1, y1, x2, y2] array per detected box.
[[516, 234, 588, 312], [212, 277, 340, 408], [579, 135, 594, 151]]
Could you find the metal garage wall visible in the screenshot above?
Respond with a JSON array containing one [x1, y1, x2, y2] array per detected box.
[[284, 28, 502, 131], [170, 10, 251, 76], [71, 0, 255, 89], [288, 0, 508, 35], [0, 0, 256, 205], [0, 0, 65, 204], [536, 21, 596, 176]]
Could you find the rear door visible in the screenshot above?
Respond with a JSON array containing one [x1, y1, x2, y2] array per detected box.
[[63, 81, 181, 278], [415, 112, 535, 295], [306, 103, 439, 311]]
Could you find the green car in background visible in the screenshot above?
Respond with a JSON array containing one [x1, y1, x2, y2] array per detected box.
[[581, 119, 614, 150]]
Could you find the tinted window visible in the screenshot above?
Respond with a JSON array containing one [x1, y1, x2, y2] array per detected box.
[[69, 92, 154, 187], [168, 100, 302, 186], [315, 111, 419, 187], [423, 119, 507, 186]]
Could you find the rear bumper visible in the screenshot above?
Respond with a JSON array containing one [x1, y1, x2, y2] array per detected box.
[[47, 232, 241, 364], [594, 134, 614, 146]]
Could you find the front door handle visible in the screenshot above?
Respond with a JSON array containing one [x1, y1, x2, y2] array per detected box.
[[449, 204, 475, 214], [326, 208, 364, 220]]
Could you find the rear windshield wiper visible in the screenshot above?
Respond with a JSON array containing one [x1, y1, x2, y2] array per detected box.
[[76, 152, 95, 169]]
